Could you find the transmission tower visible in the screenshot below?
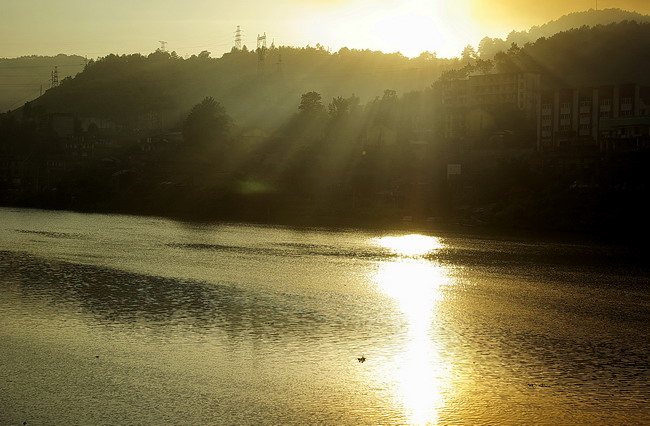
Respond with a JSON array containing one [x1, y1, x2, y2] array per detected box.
[[257, 33, 267, 72], [158, 40, 168, 52], [234, 26, 243, 50], [50, 66, 59, 88]]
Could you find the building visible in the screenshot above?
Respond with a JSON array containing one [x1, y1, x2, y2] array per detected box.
[[441, 72, 541, 143], [538, 84, 650, 151]]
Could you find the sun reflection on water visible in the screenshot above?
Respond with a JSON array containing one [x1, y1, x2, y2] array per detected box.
[[376, 234, 444, 257], [372, 234, 451, 425]]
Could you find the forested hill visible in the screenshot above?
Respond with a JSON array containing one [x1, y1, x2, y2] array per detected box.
[[493, 20, 650, 89], [25, 47, 456, 130], [477, 8, 650, 57], [0, 54, 85, 112]]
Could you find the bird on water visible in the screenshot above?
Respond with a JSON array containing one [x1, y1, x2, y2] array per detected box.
[[358, 354, 366, 363]]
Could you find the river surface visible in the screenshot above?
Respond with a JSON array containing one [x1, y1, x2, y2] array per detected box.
[[1, 207, 648, 425]]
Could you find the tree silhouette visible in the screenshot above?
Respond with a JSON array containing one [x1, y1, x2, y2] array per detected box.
[[298, 91, 324, 114], [182, 96, 231, 147], [328, 96, 350, 119]]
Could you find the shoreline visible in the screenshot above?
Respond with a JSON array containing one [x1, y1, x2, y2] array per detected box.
[[0, 202, 641, 247]]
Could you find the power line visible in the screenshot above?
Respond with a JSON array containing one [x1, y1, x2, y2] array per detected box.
[[0, 63, 85, 69]]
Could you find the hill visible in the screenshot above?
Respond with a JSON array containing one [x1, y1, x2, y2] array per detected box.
[[26, 47, 455, 130], [500, 20, 650, 88], [0, 54, 85, 112], [478, 8, 650, 58]]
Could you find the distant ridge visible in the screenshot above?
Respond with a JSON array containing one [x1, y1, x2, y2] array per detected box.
[[0, 54, 85, 112], [479, 8, 650, 57], [509, 8, 650, 44]]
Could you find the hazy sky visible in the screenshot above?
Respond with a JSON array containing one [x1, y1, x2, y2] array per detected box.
[[2, 0, 650, 59]]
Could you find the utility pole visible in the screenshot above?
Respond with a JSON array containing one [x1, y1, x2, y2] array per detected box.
[[234, 26, 243, 51]]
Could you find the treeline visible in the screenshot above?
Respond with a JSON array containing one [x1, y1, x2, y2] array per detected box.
[[29, 46, 456, 130], [40, 89, 445, 224], [476, 8, 650, 58], [449, 20, 650, 89], [22, 19, 650, 133]]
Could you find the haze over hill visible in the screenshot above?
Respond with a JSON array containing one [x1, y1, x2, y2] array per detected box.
[[6, 20, 648, 133], [0, 55, 85, 112], [1, 8, 648, 115]]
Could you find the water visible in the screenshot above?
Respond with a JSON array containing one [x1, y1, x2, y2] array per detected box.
[[1, 207, 648, 424]]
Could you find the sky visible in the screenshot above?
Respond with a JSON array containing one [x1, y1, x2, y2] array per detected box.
[[2, 0, 650, 59]]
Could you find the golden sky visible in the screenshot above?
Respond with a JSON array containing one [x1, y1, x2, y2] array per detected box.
[[1, 0, 649, 58]]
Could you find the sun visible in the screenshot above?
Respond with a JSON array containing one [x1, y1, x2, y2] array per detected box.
[[369, 9, 440, 57], [293, 0, 478, 58], [329, 0, 475, 58]]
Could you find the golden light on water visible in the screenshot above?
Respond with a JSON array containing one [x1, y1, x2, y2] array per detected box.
[[376, 234, 443, 257], [371, 235, 451, 424]]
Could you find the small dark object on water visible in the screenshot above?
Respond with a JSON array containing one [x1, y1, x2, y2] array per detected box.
[[358, 355, 366, 363], [95, 355, 99, 358]]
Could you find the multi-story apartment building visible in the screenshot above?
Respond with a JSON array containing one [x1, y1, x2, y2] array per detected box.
[[539, 84, 650, 151], [441, 72, 541, 142]]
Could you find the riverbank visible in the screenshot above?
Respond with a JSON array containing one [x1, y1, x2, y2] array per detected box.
[[1, 198, 644, 250]]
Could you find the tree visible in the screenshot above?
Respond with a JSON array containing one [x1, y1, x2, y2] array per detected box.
[[461, 45, 478, 62], [298, 91, 324, 114], [475, 59, 494, 74], [182, 97, 231, 148], [416, 51, 437, 61], [328, 96, 350, 119], [478, 37, 509, 58]]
